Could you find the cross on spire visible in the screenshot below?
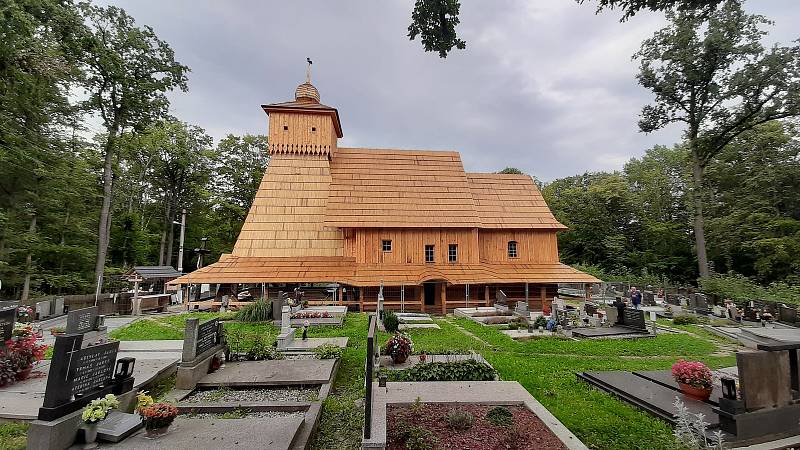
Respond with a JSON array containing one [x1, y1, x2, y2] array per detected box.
[[306, 57, 313, 83]]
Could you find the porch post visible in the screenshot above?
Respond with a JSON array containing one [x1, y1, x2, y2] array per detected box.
[[338, 285, 343, 306], [441, 283, 447, 315], [525, 282, 529, 304], [484, 285, 490, 305], [419, 286, 425, 313], [359, 287, 364, 312]]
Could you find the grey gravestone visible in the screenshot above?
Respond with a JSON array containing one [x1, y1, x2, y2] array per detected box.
[[737, 350, 792, 411], [54, 297, 65, 316], [195, 318, 220, 356], [96, 411, 143, 442], [779, 305, 797, 324], [36, 300, 52, 319], [0, 306, 16, 342], [643, 291, 655, 306], [66, 306, 99, 334]]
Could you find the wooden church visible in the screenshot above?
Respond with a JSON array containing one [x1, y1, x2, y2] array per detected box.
[[171, 73, 598, 313]]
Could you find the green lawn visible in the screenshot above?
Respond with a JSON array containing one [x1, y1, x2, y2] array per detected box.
[[0, 422, 28, 450], [15, 312, 738, 450]]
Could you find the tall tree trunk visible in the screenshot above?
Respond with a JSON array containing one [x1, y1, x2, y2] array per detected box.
[[158, 200, 172, 265], [691, 151, 710, 278], [21, 214, 37, 303], [94, 131, 117, 291]]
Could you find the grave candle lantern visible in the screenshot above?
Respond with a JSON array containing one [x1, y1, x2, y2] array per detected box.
[[721, 377, 737, 400], [115, 357, 136, 380]]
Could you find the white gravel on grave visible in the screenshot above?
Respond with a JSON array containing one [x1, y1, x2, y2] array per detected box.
[[183, 387, 319, 403], [186, 410, 305, 419]]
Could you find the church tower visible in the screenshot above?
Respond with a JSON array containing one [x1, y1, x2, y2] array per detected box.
[[231, 69, 344, 258]]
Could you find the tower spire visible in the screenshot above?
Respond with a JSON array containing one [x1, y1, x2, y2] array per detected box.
[[306, 57, 312, 83]]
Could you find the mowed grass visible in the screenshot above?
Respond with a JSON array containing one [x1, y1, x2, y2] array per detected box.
[[0, 422, 28, 450]]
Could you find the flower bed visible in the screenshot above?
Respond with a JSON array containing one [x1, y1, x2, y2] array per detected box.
[[387, 403, 567, 450], [291, 311, 331, 319]]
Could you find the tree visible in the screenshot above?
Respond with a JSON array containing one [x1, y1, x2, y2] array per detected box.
[[580, 0, 723, 20], [408, 0, 465, 58], [497, 167, 523, 174], [80, 4, 188, 291], [634, 0, 800, 277]]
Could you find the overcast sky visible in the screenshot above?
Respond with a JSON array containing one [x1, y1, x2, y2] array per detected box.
[[100, 0, 798, 181]]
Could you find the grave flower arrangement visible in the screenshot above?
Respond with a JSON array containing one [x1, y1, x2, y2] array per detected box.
[[2, 328, 48, 383], [16, 305, 33, 323], [385, 333, 413, 364], [135, 391, 155, 413], [291, 310, 331, 319], [82, 394, 120, 424], [139, 402, 179, 434], [672, 360, 713, 400]]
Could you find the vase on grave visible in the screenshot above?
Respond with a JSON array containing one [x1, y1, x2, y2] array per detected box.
[[82, 423, 99, 449], [678, 382, 712, 401]]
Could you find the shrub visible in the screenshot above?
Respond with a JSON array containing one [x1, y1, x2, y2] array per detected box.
[[507, 317, 526, 330], [383, 310, 399, 333], [533, 315, 548, 329], [403, 425, 437, 450], [485, 406, 514, 427], [245, 338, 284, 361], [445, 408, 474, 431], [235, 299, 272, 322], [673, 315, 699, 325], [140, 402, 179, 430], [499, 426, 526, 450], [388, 359, 496, 382], [314, 344, 343, 360]]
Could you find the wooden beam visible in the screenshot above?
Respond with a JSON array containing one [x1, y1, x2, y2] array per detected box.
[[441, 282, 447, 315], [359, 287, 364, 312], [485, 285, 490, 305], [338, 285, 343, 306], [419, 285, 425, 313]]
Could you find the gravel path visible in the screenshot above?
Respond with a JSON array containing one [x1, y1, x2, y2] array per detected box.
[[183, 387, 319, 403]]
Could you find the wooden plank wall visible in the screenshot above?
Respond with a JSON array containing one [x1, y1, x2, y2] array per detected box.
[[478, 230, 559, 263], [345, 228, 479, 264], [233, 154, 344, 257], [268, 111, 337, 155]]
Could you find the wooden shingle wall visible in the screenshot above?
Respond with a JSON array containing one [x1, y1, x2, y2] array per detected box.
[[344, 228, 480, 264], [232, 154, 344, 257], [268, 111, 337, 156], [478, 230, 559, 263]]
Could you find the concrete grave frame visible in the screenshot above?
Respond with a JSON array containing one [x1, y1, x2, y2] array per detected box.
[[175, 317, 225, 390]]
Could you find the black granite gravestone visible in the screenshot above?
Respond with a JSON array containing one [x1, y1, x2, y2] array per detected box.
[[65, 306, 100, 335], [0, 306, 16, 342], [39, 334, 134, 421], [195, 318, 220, 356], [622, 308, 647, 331]]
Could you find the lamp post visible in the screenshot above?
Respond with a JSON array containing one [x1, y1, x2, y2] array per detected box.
[[193, 238, 210, 302]]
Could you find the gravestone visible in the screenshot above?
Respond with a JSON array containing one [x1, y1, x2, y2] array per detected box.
[[737, 350, 792, 411], [176, 317, 225, 390], [54, 297, 65, 316], [36, 300, 52, 320], [779, 305, 797, 324], [39, 334, 134, 421], [0, 305, 16, 342], [65, 306, 107, 348], [603, 306, 619, 327], [277, 306, 297, 351], [621, 308, 647, 332], [643, 291, 655, 306], [666, 293, 681, 306]]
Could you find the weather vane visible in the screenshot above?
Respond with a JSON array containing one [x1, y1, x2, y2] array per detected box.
[[306, 57, 312, 83]]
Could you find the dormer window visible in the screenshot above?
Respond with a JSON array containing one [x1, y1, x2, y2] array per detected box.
[[508, 241, 518, 259], [382, 239, 392, 252]]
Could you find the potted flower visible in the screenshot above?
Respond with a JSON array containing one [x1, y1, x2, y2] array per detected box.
[[139, 402, 179, 437], [385, 333, 413, 364], [672, 359, 714, 400], [81, 394, 120, 448], [5, 333, 47, 381], [135, 391, 154, 414]]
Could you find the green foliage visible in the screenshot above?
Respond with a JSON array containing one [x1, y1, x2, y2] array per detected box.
[[485, 406, 514, 427], [235, 299, 272, 323], [109, 319, 183, 341], [397, 423, 437, 450], [382, 310, 399, 333], [673, 315, 699, 325], [407, 0, 465, 58], [497, 167, 523, 174], [445, 408, 474, 431], [385, 359, 497, 382], [582, 0, 722, 20], [0, 422, 29, 450], [533, 315, 548, 330], [314, 344, 343, 360], [699, 274, 800, 305]]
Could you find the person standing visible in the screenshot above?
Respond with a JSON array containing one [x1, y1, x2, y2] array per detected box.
[[631, 287, 642, 310]]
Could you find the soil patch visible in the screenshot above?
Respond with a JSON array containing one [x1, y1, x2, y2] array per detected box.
[[386, 403, 567, 450]]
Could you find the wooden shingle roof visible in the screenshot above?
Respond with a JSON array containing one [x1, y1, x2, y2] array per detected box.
[[169, 254, 599, 286], [325, 148, 480, 228], [467, 173, 566, 229]]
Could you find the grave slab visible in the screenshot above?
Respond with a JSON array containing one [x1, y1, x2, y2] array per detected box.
[[96, 411, 144, 442], [196, 360, 336, 387], [571, 326, 650, 338], [378, 353, 489, 371], [284, 336, 348, 352], [114, 416, 304, 450], [579, 371, 719, 427], [399, 323, 440, 330]]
